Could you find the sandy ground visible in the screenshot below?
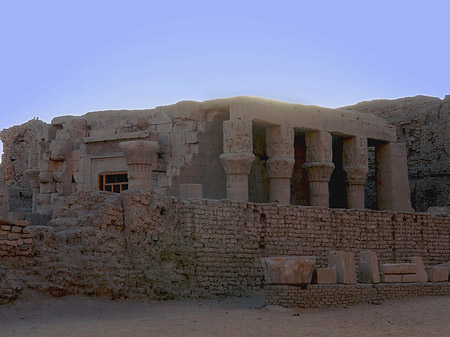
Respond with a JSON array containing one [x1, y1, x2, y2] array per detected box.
[[0, 291, 449, 337]]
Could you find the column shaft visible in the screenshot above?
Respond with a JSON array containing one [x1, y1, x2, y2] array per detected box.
[[119, 140, 159, 191], [376, 142, 413, 211], [343, 137, 368, 209], [266, 125, 295, 204]]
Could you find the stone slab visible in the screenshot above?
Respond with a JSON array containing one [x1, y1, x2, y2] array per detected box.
[[359, 251, 380, 283], [312, 268, 337, 284], [379, 263, 417, 275], [380, 274, 402, 283], [401, 274, 420, 283], [328, 251, 356, 284], [411, 257, 429, 282], [261, 256, 316, 285], [426, 267, 449, 282]]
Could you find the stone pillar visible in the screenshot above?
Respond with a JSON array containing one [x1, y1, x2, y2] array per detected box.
[[39, 171, 56, 194], [266, 125, 295, 204], [303, 131, 334, 207], [342, 137, 368, 209], [25, 169, 40, 213], [376, 142, 413, 211], [219, 119, 255, 201], [119, 140, 159, 191]]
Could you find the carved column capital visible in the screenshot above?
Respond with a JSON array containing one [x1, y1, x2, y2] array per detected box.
[[119, 140, 159, 191], [220, 119, 255, 201], [304, 131, 334, 207], [303, 162, 335, 182], [266, 158, 295, 179], [222, 119, 253, 154], [219, 152, 255, 176]]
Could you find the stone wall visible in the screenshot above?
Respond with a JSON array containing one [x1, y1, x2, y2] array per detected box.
[[0, 220, 33, 257], [265, 283, 450, 308], [1, 191, 449, 303], [343, 95, 450, 211]]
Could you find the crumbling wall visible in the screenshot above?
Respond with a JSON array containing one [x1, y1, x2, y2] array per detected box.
[[0, 119, 47, 187], [1, 192, 449, 303], [343, 95, 450, 211]]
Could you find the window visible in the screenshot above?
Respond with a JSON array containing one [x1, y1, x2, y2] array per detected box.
[[98, 172, 128, 193]]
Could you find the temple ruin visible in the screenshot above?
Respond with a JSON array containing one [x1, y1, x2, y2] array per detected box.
[[1, 96, 449, 307], [0, 97, 412, 221]]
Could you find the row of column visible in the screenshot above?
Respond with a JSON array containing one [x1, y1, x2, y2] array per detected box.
[[219, 119, 411, 211]]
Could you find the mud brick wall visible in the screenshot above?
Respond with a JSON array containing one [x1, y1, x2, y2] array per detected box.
[[1, 191, 450, 302], [180, 198, 450, 296], [0, 220, 33, 257], [265, 283, 450, 308]]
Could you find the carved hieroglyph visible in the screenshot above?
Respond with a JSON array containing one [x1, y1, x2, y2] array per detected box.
[[266, 125, 295, 204], [220, 119, 255, 201], [343, 137, 368, 209]]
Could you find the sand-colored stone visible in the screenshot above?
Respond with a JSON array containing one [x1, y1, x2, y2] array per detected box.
[[261, 256, 316, 285], [380, 274, 402, 283], [328, 251, 356, 284], [379, 263, 417, 275], [410, 257, 429, 283], [312, 267, 337, 284], [425, 267, 449, 282], [359, 251, 380, 283]]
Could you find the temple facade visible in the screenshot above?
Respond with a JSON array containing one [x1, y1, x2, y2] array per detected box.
[[0, 97, 412, 222]]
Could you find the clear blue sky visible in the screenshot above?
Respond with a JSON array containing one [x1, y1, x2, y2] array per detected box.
[[1, 0, 449, 150]]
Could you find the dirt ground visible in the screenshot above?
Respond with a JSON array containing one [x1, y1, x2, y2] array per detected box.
[[1, 291, 449, 337]]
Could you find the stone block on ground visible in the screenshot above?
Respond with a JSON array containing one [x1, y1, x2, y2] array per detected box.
[[435, 262, 450, 281], [312, 267, 337, 284], [401, 274, 420, 283], [379, 263, 417, 275], [380, 274, 402, 283], [426, 267, 449, 282], [328, 251, 356, 284], [410, 257, 429, 282], [261, 256, 316, 285], [359, 251, 380, 283]]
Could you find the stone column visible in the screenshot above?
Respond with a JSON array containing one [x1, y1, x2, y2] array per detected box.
[[25, 169, 40, 213], [303, 131, 334, 207], [376, 142, 413, 211], [119, 140, 159, 191], [342, 137, 368, 209], [266, 125, 295, 204], [219, 119, 255, 201]]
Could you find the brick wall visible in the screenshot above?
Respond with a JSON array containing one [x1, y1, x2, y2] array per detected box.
[[265, 283, 450, 308], [1, 191, 449, 303]]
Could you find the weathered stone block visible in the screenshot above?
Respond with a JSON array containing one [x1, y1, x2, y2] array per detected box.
[[410, 257, 428, 282], [312, 267, 337, 284], [261, 256, 316, 285], [401, 274, 420, 283], [380, 274, 402, 283], [379, 263, 417, 275], [328, 251, 356, 284], [426, 267, 449, 282], [359, 251, 380, 283]]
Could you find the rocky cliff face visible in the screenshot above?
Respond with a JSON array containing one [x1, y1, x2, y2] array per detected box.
[[343, 95, 450, 211]]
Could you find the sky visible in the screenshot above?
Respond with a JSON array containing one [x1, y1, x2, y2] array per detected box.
[[1, 0, 449, 155]]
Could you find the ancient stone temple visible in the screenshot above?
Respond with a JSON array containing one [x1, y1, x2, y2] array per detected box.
[[0, 96, 412, 221]]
